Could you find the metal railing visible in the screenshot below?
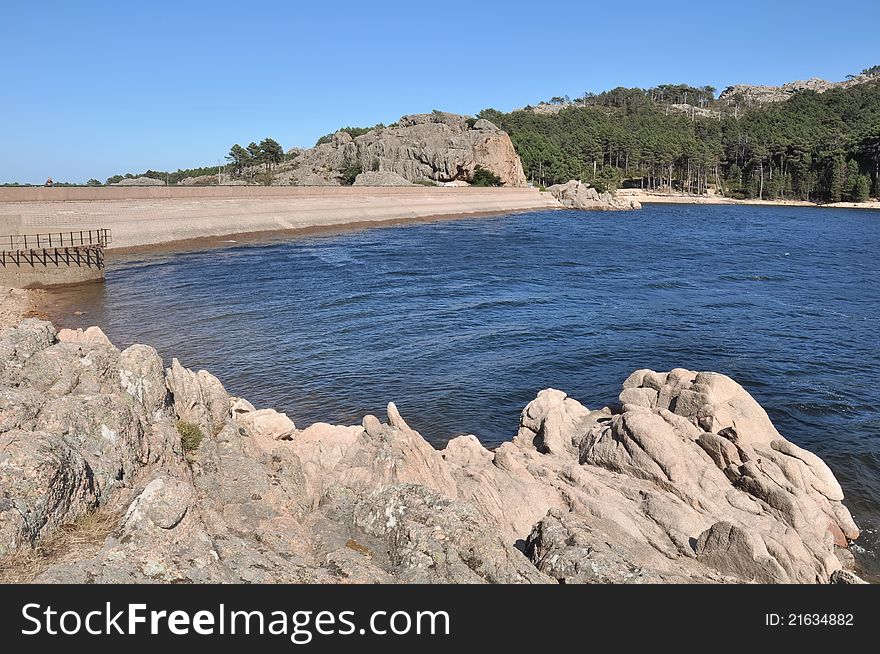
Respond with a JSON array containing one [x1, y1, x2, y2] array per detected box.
[[1, 246, 105, 269], [0, 228, 111, 252]]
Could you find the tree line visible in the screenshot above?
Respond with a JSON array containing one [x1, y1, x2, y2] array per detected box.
[[101, 137, 286, 185], [225, 138, 285, 175], [106, 166, 219, 186], [480, 74, 880, 202], [544, 83, 718, 112]]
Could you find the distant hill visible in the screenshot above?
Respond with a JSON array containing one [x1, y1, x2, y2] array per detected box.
[[521, 65, 880, 116], [479, 66, 880, 202]]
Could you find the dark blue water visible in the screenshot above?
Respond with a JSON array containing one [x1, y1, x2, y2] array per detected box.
[[53, 204, 880, 577]]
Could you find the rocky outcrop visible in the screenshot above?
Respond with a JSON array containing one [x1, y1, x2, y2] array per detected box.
[[352, 171, 413, 187], [669, 103, 721, 119], [237, 407, 296, 441], [165, 358, 228, 437], [548, 180, 641, 211], [719, 72, 879, 105], [278, 112, 527, 187], [0, 320, 863, 583], [57, 326, 113, 346]]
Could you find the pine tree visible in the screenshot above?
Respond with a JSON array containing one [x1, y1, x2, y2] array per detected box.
[[226, 144, 251, 175], [850, 175, 871, 202], [829, 156, 846, 202]]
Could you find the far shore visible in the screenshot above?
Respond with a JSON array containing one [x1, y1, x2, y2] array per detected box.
[[619, 188, 880, 210]]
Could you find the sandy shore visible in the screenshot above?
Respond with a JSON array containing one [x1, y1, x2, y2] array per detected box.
[[0, 287, 44, 328], [619, 189, 880, 210], [0, 186, 561, 252]]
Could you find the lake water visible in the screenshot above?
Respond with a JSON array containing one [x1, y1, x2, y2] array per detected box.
[[50, 204, 880, 579]]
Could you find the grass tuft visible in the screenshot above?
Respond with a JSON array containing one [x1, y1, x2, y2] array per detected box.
[[0, 509, 120, 583], [177, 421, 204, 453]]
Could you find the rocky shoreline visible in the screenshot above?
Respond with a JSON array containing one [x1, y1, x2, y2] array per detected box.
[[549, 180, 642, 211], [0, 288, 42, 329], [0, 319, 864, 583]]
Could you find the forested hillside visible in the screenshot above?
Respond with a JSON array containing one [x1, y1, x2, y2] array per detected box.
[[479, 77, 880, 202]]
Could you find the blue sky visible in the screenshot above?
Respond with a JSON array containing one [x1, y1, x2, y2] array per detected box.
[[2, 0, 878, 183]]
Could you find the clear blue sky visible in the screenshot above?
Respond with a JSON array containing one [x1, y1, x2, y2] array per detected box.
[[2, 0, 877, 183]]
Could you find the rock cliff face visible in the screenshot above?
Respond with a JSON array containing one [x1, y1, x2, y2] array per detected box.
[[0, 320, 863, 583], [352, 171, 413, 187], [277, 112, 527, 187], [548, 180, 642, 211]]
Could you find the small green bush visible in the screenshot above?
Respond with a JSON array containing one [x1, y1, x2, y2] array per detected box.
[[177, 421, 204, 453], [414, 178, 437, 186], [588, 164, 623, 193], [339, 158, 363, 186], [471, 165, 502, 187]]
